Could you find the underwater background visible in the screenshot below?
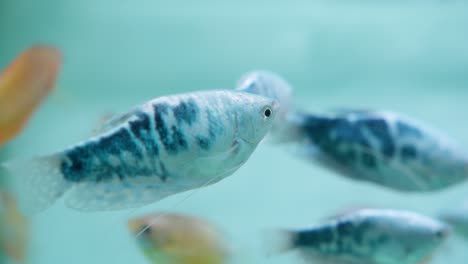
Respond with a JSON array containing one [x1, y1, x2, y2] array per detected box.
[[1, 0, 468, 263]]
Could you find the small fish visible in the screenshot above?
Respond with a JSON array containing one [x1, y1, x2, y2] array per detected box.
[[266, 209, 449, 264], [285, 109, 468, 192], [0, 190, 29, 263], [128, 213, 228, 264], [3, 90, 277, 214], [438, 204, 468, 241], [0, 46, 62, 145], [236, 71, 293, 142]]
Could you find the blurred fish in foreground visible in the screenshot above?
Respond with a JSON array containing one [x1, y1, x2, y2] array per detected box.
[[438, 202, 468, 241], [283, 109, 468, 192], [236, 70, 294, 142], [2, 90, 278, 214], [0, 190, 29, 263], [266, 209, 449, 264], [128, 213, 228, 264], [0, 45, 62, 146]]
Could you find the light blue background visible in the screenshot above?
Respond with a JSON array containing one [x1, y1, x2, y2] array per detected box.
[[1, 0, 468, 263]]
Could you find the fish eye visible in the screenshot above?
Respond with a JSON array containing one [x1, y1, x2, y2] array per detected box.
[[263, 106, 272, 119]]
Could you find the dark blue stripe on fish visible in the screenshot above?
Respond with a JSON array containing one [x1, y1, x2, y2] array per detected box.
[[361, 152, 377, 168], [154, 103, 172, 152], [299, 113, 371, 166], [61, 142, 115, 183], [61, 128, 146, 182], [153, 102, 188, 154], [172, 125, 188, 150], [172, 98, 199, 125], [98, 128, 144, 159], [129, 111, 160, 157], [61, 145, 94, 182], [400, 145, 418, 161], [358, 119, 395, 158]]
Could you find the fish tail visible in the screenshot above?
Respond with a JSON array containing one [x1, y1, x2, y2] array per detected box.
[[1, 153, 72, 215], [262, 229, 295, 256]]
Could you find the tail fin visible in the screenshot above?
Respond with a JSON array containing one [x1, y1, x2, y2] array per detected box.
[[1, 153, 72, 215], [261, 229, 295, 256]]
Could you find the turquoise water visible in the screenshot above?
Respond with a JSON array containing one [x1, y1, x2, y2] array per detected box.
[[1, 0, 468, 263]]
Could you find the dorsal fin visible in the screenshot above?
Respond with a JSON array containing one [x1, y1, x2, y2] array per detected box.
[[92, 108, 138, 135]]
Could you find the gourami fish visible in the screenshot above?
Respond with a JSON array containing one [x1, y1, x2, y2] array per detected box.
[[236, 71, 293, 142], [285, 109, 468, 192], [0, 46, 61, 145], [267, 209, 449, 264], [3, 90, 277, 214], [128, 213, 228, 264]]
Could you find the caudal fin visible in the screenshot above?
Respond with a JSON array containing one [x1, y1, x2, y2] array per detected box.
[[261, 229, 295, 256], [1, 153, 72, 215]]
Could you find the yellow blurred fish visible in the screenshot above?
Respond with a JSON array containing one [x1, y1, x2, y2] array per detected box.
[[128, 213, 229, 264], [0, 45, 61, 145]]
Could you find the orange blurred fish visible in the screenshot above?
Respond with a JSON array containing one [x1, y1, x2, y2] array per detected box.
[[128, 213, 229, 264], [0, 190, 29, 263], [0, 46, 61, 145]]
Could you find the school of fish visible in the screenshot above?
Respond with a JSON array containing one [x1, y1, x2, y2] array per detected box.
[[1, 45, 467, 264]]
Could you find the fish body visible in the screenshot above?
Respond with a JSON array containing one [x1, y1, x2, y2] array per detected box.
[[269, 209, 449, 264], [0, 46, 61, 145], [288, 110, 468, 191], [128, 213, 228, 264], [236, 71, 293, 142], [3, 90, 277, 214]]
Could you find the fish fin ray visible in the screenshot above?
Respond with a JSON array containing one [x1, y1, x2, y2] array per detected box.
[[92, 107, 139, 135], [1, 153, 72, 215]]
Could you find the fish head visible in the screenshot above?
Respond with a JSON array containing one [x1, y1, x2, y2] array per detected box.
[[127, 215, 177, 252], [438, 208, 468, 237], [236, 71, 293, 139], [234, 92, 279, 146], [370, 210, 451, 263], [127, 213, 227, 260], [236, 70, 293, 112]]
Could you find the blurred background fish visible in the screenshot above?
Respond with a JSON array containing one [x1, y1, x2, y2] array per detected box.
[[265, 209, 450, 264], [0, 190, 29, 264], [0, 46, 61, 146], [0, 45, 60, 264], [128, 213, 229, 264], [1, 1, 468, 264], [281, 110, 468, 192]]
